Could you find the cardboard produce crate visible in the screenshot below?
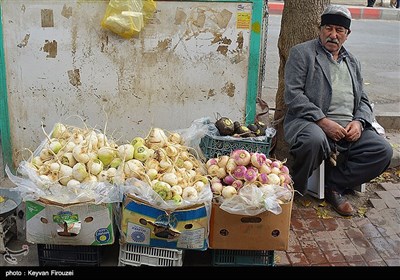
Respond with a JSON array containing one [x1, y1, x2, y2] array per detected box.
[[26, 199, 115, 246], [120, 194, 210, 250], [209, 200, 292, 250]]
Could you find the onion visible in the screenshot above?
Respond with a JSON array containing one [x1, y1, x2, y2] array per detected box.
[[171, 185, 183, 196], [250, 152, 267, 169], [87, 159, 103, 175], [146, 128, 168, 149], [48, 139, 62, 154], [217, 155, 230, 168], [109, 158, 122, 168], [222, 186, 237, 199], [51, 123, 67, 139], [98, 147, 116, 166], [117, 144, 135, 161], [134, 145, 149, 162], [225, 158, 237, 173], [67, 179, 80, 188], [193, 181, 206, 193], [233, 165, 247, 180], [146, 168, 158, 180], [223, 175, 235, 185], [206, 158, 218, 168], [61, 153, 76, 167], [231, 180, 243, 191], [211, 182, 223, 195], [182, 186, 198, 201], [231, 149, 251, 166], [72, 145, 90, 163], [259, 164, 272, 174], [72, 162, 88, 182], [168, 132, 182, 144], [131, 137, 146, 148], [160, 172, 179, 186], [58, 164, 73, 186], [267, 173, 281, 185], [32, 156, 43, 168], [244, 167, 258, 182]]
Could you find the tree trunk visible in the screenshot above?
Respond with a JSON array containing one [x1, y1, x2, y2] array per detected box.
[[272, 0, 330, 166]]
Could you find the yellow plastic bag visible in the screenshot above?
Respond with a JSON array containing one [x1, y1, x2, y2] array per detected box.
[[101, 0, 156, 39]]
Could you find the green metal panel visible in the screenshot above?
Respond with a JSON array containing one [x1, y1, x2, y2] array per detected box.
[[0, 4, 13, 174]]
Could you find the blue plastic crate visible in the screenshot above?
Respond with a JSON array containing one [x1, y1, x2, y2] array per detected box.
[[212, 249, 274, 267], [199, 134, 272, 160], [37, 244, 102, 266]]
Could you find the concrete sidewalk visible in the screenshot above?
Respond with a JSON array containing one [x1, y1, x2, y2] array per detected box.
[[268, 0, 400, 21]]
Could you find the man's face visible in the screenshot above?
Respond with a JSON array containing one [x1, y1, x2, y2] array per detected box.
[[319, 24, 349, 53]]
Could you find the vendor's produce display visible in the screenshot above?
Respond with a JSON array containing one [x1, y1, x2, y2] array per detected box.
[[119, 127, 212, 251], [199, 118, 275, 159], [205, 150, 294, 251], [6, 123, 120, 246]]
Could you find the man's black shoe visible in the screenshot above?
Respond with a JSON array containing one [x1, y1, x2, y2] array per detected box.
[[325, 188, 354, 216]]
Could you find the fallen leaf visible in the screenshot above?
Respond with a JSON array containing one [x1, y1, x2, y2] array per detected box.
[[357, 207, 367, 217], [301, 200, 312, 207], [314, 206, 332, 219], [319, 201, 328, 207]]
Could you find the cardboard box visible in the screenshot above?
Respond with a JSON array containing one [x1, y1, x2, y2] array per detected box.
[[120, 194, 210, 250], [26, 199, 115, 246], [209, 200, 293, 250]]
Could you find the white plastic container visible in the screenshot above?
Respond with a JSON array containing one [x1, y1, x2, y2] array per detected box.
[[118, 243, 184, 267]]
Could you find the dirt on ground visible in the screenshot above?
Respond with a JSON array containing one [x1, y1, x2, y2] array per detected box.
[[295, 165, 400, 219]]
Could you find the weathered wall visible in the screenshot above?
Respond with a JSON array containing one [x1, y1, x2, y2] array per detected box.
[[1, 0, 257, 165]]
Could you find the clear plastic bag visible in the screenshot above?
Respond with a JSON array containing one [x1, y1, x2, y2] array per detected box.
[[101, 0, 156, 38]]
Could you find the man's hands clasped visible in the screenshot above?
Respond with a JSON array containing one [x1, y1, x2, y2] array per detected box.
[[317, 118, 363, 142]]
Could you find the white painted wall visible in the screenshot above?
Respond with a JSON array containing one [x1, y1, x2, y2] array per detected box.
[[2, 0, 255, 165]]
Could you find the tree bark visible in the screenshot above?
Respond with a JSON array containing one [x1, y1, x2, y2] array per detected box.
[[272, 0, 330, 166]]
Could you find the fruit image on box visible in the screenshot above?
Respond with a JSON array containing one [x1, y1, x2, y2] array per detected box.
[[26, 200, 114, 245], [120, 195, 210, 250]]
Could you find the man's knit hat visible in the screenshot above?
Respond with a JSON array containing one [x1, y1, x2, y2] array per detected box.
[[321, 5, 352, 30]]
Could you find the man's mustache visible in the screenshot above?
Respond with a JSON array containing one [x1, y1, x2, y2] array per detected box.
[[326, 38, 339, 45]]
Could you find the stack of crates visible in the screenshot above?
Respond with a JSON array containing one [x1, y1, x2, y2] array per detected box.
[[199, 131, 276, 267], [118, 243, 184, 267], [212, 249, 274, 267], [37, 244, 102, 266]]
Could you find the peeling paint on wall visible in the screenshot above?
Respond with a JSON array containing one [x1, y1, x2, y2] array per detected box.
[[208, 89, 216, 97], [43, 40, 57, 58], [222, 82, 235, 97], [61, 4, 72, 19], [17, 33, 30, 48], [100, 34, 109, 53], [174, 8, 186, 25], [67, 69, 82, 87], [214, 9, 232, 29], [157, 38, 171, 51], [41, 9, 54, 28], [236, 31, 243, 50], [192, 9, 206, 28]]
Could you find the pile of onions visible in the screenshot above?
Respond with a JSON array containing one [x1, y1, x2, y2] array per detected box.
[[206, 149, 293, 202], [25, 122, 124, 188], [25, 124, 208, 205], [130, 127, 208, 204]]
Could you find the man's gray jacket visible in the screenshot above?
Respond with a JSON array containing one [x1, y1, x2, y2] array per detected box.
[[283, 38, 373, 146]]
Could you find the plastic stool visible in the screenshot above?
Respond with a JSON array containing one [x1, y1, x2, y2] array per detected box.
[[307, 160, 365, 199]]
